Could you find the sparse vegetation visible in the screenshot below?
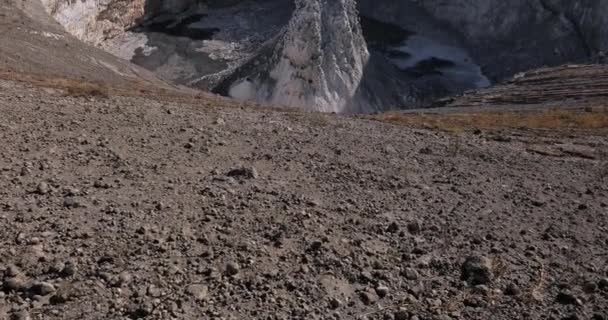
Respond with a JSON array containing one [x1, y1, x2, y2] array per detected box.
[[64, 81, 109, 98], [448, 128, 463, 157], [308, 112, 332, 127], [0, 70, 203, 104], [379, 106, 608, 131]]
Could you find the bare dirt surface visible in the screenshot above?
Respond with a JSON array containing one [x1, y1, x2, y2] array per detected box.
[[1, 78, 607, 320]]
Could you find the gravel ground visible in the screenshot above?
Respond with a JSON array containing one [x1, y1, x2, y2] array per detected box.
[[0, 79, 607, 320]]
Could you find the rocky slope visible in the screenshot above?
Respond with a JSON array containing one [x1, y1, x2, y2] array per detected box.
[[0, 0, 173, 92], [2, 1, 608, 319], [1, 76, 608, 320]]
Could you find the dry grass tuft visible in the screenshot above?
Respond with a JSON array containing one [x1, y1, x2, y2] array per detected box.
[[310, 113, 332, 127], [448, 131, 462, 157], [379, 106, 608, 132], [63, 81, 109, 98], [528, 258, 546, 302]]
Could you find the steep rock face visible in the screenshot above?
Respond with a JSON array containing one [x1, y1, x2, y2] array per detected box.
[[39, 0, 608, 112], [213, 0, 490, 112], [224, 0, 370, 113], [543, 0, 608, 52], [361, 0, 608, 80], [420, 0, 608, 80]]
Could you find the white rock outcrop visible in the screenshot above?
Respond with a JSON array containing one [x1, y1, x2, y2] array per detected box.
[[40, 0, 145, 46], [227, 0, 369, 113]]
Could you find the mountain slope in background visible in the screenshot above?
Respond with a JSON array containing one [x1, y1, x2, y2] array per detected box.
[[33, 0, 608, 112]]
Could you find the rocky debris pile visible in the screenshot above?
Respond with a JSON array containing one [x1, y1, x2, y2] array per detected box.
[[0, 78, 607, 319]]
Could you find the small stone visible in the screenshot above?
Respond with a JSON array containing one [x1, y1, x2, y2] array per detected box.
[[5, 264, 21, 277], [98, 272, 114, 283], [214, 118, 225, 125], [118, 271, 132, 286], [409, 282, 425, 297], [359, 271, 374, 283], [329, 298, 342, 309], [93, 180, 111, 189], [3, 277, 26, 291], [186, 284, 208, 301], [50, 261, 65, 274], [407, 220, 422, 234], [419, 147, 432, 155], [226, 166, 258, 179], [531, 199, 545, 207], [404, 268, 420, 280], [225, 262, 240, 276], [472, 284, 490, 295], [184, 142, 194, 149], [309, 240, 323, 252], [36, 182, 50, 195], [20, 166, 31, 176], [360, 290, 379, 305], [60, 262, 77, 277], [63, 197, 82, 208], [598, 278, 608, 290], [50, 287, 71, 305], [463, 296, 486, 308], [147, 284, 162, 298], [10, 310, 31, 320], [582, 281, 597, 294], [461, 255, 494, 285], [31, 282, 56, 296], [15, 233, 27, 244], [375, 286, 390, 298], [387, 222, 399, 233], [394, 310, 409, 320], [385, 145, 397, 154], [504, 283, 521, 296], [65, 187, 80, 196], [556, 291, 582, 306], [307, 198, 322, 207]]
